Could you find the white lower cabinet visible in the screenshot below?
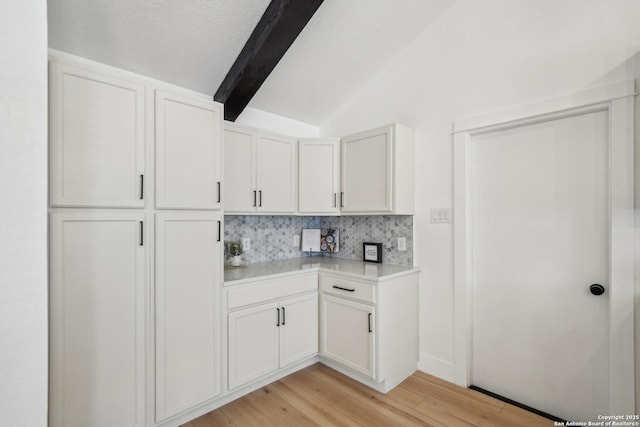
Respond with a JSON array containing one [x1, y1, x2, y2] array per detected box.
[[319, 272, 418, 392], [320, 295, 375, 378], [155, 212, 223, 422], [49, 212, 147, 427], [226, 275, 318, 390]]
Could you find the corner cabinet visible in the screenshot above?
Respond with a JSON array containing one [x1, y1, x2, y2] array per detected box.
[[319, 271, 419, 392], [341, 123, 414, 215], [49, 62, 145, 208], [298, 138, 341, 215], [223, 123, 297, 214], [155, 91, 222, 210], [226, 273, 318, 390]]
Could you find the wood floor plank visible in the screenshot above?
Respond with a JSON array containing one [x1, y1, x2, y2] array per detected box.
[[267, 380, 363, 427], [186, 363, 555, 427], [190, 409, 236, 427]]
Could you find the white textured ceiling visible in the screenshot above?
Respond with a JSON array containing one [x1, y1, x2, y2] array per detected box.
[[48, 0, 454, 125], [48, 0, 271, 94]]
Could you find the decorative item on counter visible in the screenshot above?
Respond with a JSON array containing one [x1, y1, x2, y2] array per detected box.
[[226, 241, 243, 266], [320, 228, 340, 253], [363, 242, 382, 263]]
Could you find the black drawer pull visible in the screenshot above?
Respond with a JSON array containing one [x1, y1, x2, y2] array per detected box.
[[253, 190, 257, 207], [281, 307, 285, 325], [368, 313, 372, 333], [217, 181, 221, 203], [276, 308, 280, 327], [332, 285, 355, 292]]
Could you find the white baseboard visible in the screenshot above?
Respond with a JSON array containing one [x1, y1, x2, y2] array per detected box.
[[418, 353, 455, 383]]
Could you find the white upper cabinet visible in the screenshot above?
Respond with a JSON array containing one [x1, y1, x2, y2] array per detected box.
[[49, 61, 145, 208], [298, 138, 341, 215], [341, 124, 414, 215], [223, 126, 256, 212], [256, 134, 297, 213], [223, 123, 297, 214], [155, 91, 222, 209]]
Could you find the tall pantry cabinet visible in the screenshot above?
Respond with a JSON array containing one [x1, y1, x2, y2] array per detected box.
[[48, 54, 224, 427]]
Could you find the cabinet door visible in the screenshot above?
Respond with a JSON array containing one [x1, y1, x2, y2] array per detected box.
[[50, 62, 145, 208], [156, 91, 222, 209], [320, 294, 376, 379], [228, 302, 280, 389], [298, 138, 340, 214], [223, 126, 257, 213], [155, 213, 222, 421], [280, 293, 319, 368], [50, 212, 146, 427], [341, 125, 392, 213], [257, 134, 297, 213]]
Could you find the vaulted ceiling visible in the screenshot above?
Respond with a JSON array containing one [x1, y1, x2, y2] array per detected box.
[[48, 0, 454, 126]]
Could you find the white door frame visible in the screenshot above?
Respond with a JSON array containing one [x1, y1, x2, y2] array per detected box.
[[452, 80, 636, 414]]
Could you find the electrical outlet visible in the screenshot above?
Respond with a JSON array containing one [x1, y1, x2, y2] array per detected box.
[[242, 238, 250, 251], [293, 234, 301, 247], [398, 237, 407, 251]]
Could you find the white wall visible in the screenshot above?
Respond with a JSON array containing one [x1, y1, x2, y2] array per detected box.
[[320, 0, 640, 389], [0, 1, 49, 426], [236, 106, 319, 137]]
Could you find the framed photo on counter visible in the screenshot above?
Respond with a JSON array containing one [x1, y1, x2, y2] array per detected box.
[[363, 242, 382, 263]]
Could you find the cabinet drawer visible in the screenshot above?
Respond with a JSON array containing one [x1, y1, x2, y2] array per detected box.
[[320, 274, 375, 304], [227, 274, 317, 310]]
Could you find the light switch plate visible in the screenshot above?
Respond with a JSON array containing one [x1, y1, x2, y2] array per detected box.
[[431, 208, 452, 223], [242, 238, 251, 251], [293, 234, 301, 247]]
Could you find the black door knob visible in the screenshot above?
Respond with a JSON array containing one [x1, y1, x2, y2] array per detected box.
[[590, 284, 605, 296]]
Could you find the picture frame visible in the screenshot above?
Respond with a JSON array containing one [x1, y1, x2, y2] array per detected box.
[[363, 242, 382, 263]]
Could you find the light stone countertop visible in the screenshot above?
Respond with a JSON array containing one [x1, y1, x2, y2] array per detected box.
[[224, 256, 420, 286]]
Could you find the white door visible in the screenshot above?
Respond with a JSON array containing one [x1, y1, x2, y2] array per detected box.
[[280, 293, 319, 368], [341, 125, 392, 213], [155, 91, 222, 209], [50, 212, 146, 427], [320, 294, 375, 379], [469, 110, 610, 421], [298, 138, 340, 214], [223, 126, 257, 213], [257, 135, 297, 213], [228, 302, 280, 389], [49, 62, 145, 208], [155, 213, 222, 421]]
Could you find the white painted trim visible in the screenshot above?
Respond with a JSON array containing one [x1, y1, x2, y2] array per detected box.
[[418, 353, 455, 383], [452, 86, 636, 414], [453, 80, 635, 134]]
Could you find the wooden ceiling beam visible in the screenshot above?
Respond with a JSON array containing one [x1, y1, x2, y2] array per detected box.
[[214, 0, 324, 122]]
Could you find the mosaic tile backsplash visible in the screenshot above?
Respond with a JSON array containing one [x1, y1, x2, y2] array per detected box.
[[224, 215, 413, 266]]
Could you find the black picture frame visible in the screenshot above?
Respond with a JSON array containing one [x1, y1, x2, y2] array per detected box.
[[363, 242, 382, 263]]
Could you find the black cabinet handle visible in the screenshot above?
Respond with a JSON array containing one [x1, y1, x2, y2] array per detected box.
[[276, 308, 280, 327], [368, 313, 372, 333], [217, 181, 221, 203], [259, 190, 262, 207], [332, 285, 355, 292], [253, 190, 257, 207], [217, 221, 221, 242], [340, 192, 344, 207], [282, 307, 286, 325], [140, 174, 144, 200], [139, 221, 143, 246], [333, 193, 337, 208]]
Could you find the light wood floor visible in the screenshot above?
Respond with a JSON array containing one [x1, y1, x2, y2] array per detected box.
[[183, 363, 553, 427]]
